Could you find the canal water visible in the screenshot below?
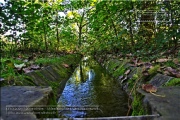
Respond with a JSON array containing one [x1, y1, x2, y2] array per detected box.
[[57, 56, 129, 118]]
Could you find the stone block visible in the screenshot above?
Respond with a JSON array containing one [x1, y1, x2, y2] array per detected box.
[[1, 86, 56, 120], [39, 68, 57, 81], [137, 86, 180, 120], [45, 66, 62, 80], [149, 74, 173, 87], [26, 72, 49, 86]]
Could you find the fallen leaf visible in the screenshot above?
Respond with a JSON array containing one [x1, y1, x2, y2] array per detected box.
[[144, 62, 152, 69], [131, 58, 138, 65], [156, 58, 169, 63], [136, 60, 144, 66], [126, 53, 132, 57], [14, 63, 26, 70], [173, 58, 179, 64], [18, 54, 22, 58], [163, 70, 171, 75], [142, 84, 157, 93], [30, 64, 40, 70], [137, 62, 144, 66], [62, 63, 69, 68], [171, 70, 179, 76], [166, 67, 173, 72], [165, 67, 180, 77], [160, 66, 166, 69], [118, 75, 124, 80], [129, 64, 136, 67], [23, 68, 32, 73], [142, 84, 166, 97], [176, 72, 180, 78], [121, 75, 128, 84], [23, 59, 28, 63], [124, 69, 131, 75], [142, 70, 149, 76], [119, 58, 124, 61]]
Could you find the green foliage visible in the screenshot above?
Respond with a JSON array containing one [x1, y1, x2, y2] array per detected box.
[[35, 54, 81, 67], [132, 94, 148, 115], [132, 74, 139, 80], [127, 67, 142, 89], [0, 0, 179, 56], [107, 60, 121, 72], [1, 54, 81, 82], [1, 53, 82, 88], [0, 58, 22, 80], [127, 74, 139, 89], [148, 65, 160, 75], [113, 65, 126, 78], [35, 57, 62, 66], [164, 78, 180, 86], [164, 61, 178, 69]]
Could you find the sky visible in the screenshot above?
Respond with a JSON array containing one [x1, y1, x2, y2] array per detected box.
[[0, 0, 4, 4], [0, 0, 66, 36]]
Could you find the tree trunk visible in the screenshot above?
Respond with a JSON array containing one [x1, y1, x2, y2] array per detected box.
[[56, 10, 60, 43], [128, 13, 134, 48], [78, 26, 82, 47], [42, 14, 48, 51]]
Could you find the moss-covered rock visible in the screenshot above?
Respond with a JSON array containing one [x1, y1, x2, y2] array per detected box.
[[1, 86, 58, 119]]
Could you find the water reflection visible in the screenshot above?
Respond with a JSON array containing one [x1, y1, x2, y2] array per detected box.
[[58, 56, 128, 118]]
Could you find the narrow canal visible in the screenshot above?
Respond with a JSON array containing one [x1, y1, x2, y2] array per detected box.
[[57, 56, 129, 118]]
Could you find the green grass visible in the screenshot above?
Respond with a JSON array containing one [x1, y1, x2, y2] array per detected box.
[[164, 61, 178, 69], [1, 58, 21, 80], [107, 60, 121, 72], [148, 65, 160, 75], [0, 53, 81, 85], [108, 59, 127, 78], [113, 65, 126, 78], [132, 94, 148, 115], [35, 54, 81, 66], [1, 57, 23, 64], [35, 57, 62, 66], [164, 78, 180, 86]]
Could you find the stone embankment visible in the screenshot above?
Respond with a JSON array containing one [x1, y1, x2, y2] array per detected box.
[[1, 86, 54, 120], [0, 54, 82, 120], [94, 54, 180, 120], [1, 53, 179, 120]]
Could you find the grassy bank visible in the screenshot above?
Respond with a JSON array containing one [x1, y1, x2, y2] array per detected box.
[[1, 53, 82, 86], [1, 53, 82, 118], [94, 52, 180, 116]]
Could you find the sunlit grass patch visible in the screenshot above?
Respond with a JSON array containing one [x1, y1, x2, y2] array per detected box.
[[164, 78, 180, 86]]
